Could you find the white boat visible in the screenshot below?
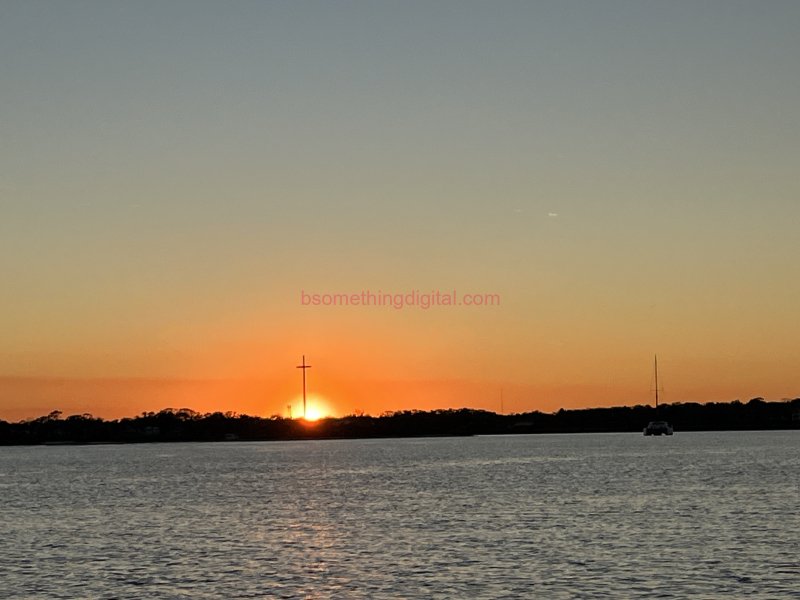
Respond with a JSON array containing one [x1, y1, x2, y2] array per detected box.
[[644, 355, 674, 436]]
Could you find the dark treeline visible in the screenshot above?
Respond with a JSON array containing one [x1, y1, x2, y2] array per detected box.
[[1, 398, 798, 445]]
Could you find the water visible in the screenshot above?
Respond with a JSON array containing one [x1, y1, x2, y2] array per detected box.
[[1, 431, 797, 599]]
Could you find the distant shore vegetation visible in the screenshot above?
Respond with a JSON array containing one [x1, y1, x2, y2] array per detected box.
[[1, 398, 798, 446]]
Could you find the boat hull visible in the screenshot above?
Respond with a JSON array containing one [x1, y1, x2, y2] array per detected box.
[[643, 421, 674, 436]]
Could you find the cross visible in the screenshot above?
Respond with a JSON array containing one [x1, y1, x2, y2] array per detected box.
[[296, 355, 311, 419]]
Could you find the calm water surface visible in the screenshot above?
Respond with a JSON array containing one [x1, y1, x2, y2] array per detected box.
[[1, 431, 798, 599]]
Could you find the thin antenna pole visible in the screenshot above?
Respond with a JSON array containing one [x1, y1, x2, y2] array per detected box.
[[500, 386, 504, 415], [654, 354, 659, 409]]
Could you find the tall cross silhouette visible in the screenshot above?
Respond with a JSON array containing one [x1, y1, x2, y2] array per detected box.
[[296, 355, 311, 419]]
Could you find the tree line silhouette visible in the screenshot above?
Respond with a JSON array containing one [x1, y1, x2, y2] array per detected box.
[[1, 397, 798, 445]]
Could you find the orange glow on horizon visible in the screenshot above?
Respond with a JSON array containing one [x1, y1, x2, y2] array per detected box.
[[289, 396, 331, 421], [1, 348, 798, 422], [302, 405, 327, 421]]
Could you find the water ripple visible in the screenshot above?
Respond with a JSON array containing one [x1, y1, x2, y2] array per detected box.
[[0, 432, 798, 598]]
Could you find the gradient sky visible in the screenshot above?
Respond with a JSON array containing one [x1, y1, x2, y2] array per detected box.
[[2, 1, 799, 420]]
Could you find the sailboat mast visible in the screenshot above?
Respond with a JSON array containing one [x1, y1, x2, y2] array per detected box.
[[654, 354, 659, 409]]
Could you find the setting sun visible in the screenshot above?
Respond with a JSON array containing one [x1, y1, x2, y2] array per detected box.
[[289, 395, 331, 421], [303, 404, 327, 421]]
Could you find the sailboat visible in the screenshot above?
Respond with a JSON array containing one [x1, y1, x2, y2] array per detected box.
[[643, 355, 674, 436]]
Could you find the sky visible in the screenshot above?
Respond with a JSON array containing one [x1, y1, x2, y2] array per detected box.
[[2, 1, 799, 420]]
